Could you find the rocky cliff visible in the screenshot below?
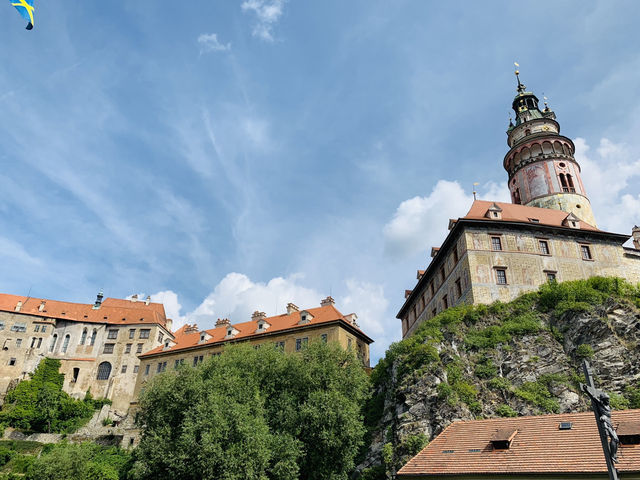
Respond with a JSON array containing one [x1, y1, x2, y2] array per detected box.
[[357, 277, 640, 479]]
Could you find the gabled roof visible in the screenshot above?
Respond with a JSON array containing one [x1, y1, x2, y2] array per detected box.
[[141, 304, 373, 357], [398, 410, 640, 477], [0, 293, 169, 328], [464, 200, 599, 231]]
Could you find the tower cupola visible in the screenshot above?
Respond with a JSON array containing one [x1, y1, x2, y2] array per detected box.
[[503, 66, 597, 227]]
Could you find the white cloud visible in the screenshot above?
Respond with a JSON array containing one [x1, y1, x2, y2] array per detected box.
[[197, 33, 231, 53], [574, 137, 640, 235], [241, 0, 286, 42], [383, 180, 510, 259], [150, 290, 187, 328]]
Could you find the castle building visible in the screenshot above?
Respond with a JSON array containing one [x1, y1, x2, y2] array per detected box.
[[397, 410, 640, 479], [132, 297, 372, 402], [398, 72, 640, 339], [0, 292, 173, 413]]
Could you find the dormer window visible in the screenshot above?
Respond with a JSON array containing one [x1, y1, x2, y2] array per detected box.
[[200, 333, 206, 342], [490, 429, 517, 450], [227, 327, 233, 336], [255, 320, 271, 333], [298, 311, 313, 325]]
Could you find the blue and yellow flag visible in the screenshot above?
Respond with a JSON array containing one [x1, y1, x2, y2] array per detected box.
[[11, 0, 35, 30]]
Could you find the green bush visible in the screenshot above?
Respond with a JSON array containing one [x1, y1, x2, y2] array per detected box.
[[575, 344, 594, 359], [625, 383, 640, 408], [0, 359, 106, 434], [0, 445, 15, 467], [496, 404, 518, 417]]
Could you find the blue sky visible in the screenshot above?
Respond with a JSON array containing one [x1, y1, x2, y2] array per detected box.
[[1, 1, 639, 362]]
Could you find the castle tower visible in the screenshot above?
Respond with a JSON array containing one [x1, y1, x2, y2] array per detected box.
[[503, 69, 597, 226]]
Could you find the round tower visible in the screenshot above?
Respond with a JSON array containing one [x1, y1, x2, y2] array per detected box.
[[503, 70, 597, 227]]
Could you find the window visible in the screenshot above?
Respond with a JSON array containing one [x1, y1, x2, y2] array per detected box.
[[0, 322, 6, 331], [16, 339, 22, 348], [34, 325, 40, 332], [129, 329, 135, 339], [31, 338, 37, 348], [37, 338, 42, 348], [107, 329, 118, 339], [453, 246, 459, 264], [103, 343, 115, 354], [439, 266, 445, 282], [275, 341, 285, 349], [546, 272, 557, 282], [139, 329, 150, 339], [491, 236, 503, 251], [90, 329, 97, 346], [348, 338, 353, 350], [321, 334, 328, 343], [125, 344, 132, 354], [41, 325, 46, 333], [430, 282, 435, 297], [133, 365, 139, 373], [431, 308, 437, 318], [97, 362, 112, 380], [455, 278, 462, 297], [295, 337, 308, 351], [80, 328, 87, 345], [174, 359, 181, 369], [442, 295, 449, 309], [144, 364, 150, 375], [11, 322, 26, 332], [162, 361, 167, 372], [121, 365, 128, 373], [539, 240, 550, 255], [581, 245, 592, 260], [61, 334, 70, 353], [136, 343, 143, 353], [50, 334, 58, 352], [157, 362, 163, 373], [72, 368, 79, 382], [9, 358, 16, 366], [193, 356, 199, 367], [158, 332, 164, 343], [496, 269, 507, 285]]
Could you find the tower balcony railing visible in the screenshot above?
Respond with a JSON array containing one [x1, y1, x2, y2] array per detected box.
[[562, 187, 576, 193]]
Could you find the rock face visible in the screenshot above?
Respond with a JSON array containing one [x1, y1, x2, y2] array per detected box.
[[358, 296, 640, 477]]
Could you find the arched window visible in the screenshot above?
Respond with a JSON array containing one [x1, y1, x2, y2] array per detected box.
[[80, 328, 87, 345], [559, 173, 568, 191], [61, 334, 70, 353], [30, 337, 37, 348], [90, 329, 97, 346], [96, 362, 112, 380], [50, 334, 58, 352], [566, 174, 575, 191]]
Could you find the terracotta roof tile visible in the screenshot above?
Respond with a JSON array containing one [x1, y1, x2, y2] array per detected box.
[[0, 293, 168, 328], [142, 304, 372, 357], [463, 200, 600, 231], [398, 410, 640, 476]]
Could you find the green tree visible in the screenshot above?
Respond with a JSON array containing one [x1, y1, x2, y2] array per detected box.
[[132, 341, 369, 480]]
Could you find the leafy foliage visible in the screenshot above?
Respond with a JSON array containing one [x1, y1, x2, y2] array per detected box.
[[132, 341, 369, 480], [0, 359, 106, 433], [24, 443, 130, 480], [575, 344, 594, 359]]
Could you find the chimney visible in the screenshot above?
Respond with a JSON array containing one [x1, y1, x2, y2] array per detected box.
[[15, 301, 22, 312], [92, 290, 104, 310], [251, 311, 267, 321], [130, 294, 138, 303], [184, 324, 200, 334], [38, 301, 46, 312], [145, 295, 151, 306], [286, 303, 299, 315], [320, 296, 335, 307], [633, 225, 640, 250], [215, 318, 231, 328]]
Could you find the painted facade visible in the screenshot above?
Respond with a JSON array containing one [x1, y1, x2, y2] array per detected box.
[[398, 74, 640, 339]]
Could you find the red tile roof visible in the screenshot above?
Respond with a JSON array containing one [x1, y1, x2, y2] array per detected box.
[[463, 200, 600, 231], [141, 304, 372, 357], [398, 410, 640, 477], [0, 293, 169, 328]]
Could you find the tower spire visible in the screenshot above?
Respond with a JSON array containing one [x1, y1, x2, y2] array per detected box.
[[514, 62, 526, 94]]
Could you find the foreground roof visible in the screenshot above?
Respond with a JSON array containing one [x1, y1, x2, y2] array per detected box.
[[398, 410, 640, 477], [0, 293, 169, 328], [142, 303, 372, 357]]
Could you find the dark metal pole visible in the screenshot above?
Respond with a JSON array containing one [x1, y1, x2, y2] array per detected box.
[[582, 361, 619, 480]]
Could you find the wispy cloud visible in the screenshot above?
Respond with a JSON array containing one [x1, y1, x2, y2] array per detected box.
[[241, 0, 286, 42], [197, 33, 231, 53]]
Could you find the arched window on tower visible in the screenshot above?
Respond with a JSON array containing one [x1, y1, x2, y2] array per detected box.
[[50, 334, 58, 352], [90, 329, 97, 346], [566, 174, 575, 193], [96, 361, 112, 380], [512, 188, 521, 204], [80, 328, 87, 345], [559, 173, 568, 192]]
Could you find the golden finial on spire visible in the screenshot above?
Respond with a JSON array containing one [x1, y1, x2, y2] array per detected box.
[[514, 62, 525, 93]]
